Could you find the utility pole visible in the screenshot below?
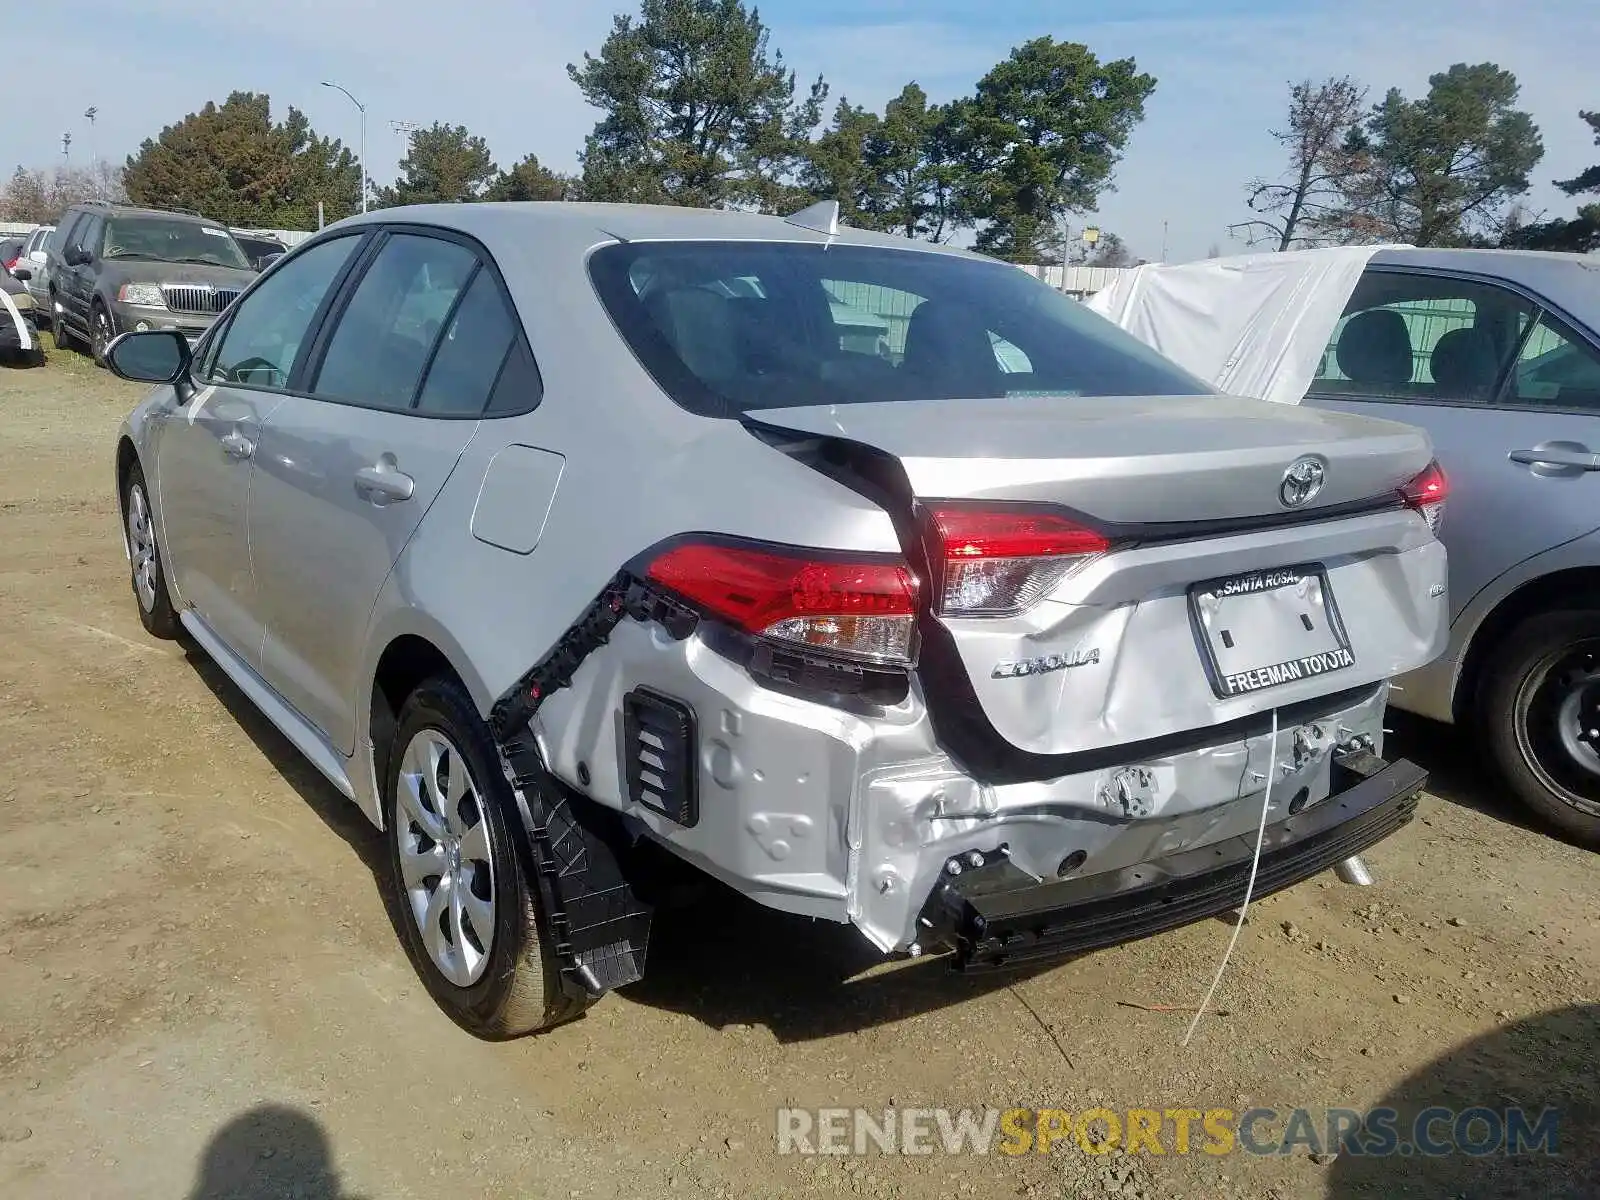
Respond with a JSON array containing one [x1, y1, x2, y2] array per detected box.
[[1161, 220, 1169, 263], [83, 107, 99, 193], [61, 131, 72, 163], [321, 81, 367, 214]]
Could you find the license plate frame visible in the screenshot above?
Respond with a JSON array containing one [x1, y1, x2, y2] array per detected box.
[[1187, 563, 1356, 699]]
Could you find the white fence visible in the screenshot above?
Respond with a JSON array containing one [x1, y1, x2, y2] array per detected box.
[[1015, 263, 1129, 299]]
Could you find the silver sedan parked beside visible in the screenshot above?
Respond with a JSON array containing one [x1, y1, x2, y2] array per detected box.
[[107, 202, 1448, 1036]]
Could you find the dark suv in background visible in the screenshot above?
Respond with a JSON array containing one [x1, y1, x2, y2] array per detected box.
[[46, 201, 258, 362]]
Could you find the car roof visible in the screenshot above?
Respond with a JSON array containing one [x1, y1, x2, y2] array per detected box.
[[1367, 246, 1600, 329], [69, 203, 226, 227], [327, 200, 984, 261]]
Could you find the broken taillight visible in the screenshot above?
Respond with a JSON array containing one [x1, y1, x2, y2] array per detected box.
[[922, 503, 1110, 617], [1400, 460, 1449, 535], [645, 541, 920, 664]]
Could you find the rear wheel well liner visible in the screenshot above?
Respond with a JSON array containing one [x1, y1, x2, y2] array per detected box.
[[369, 634, 466, 823]]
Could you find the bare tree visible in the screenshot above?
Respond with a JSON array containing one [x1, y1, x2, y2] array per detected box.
[[1231, 77, 1367, 250], [1, 162, 127, 223]]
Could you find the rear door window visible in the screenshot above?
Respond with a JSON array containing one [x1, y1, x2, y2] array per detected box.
[[312, 234, 477, 411], [413, 267, 530, 416], [1309, 270, 1536, 404], [1507, 313, 1600, 411]]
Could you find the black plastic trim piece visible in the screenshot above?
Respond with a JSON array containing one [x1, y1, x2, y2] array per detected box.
[[497, 736, 655, 999], [486, 571, 700, 1003], [930, 752, 1426, 970], [623, 688, 699, 827]]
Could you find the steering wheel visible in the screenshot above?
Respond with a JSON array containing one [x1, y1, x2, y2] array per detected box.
[[228, 356, 280, 385]]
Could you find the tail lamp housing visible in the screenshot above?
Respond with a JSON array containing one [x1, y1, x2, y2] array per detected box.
[[1400, 460, 1449, 535], [645, 540, 920, 665], [921, 503, 1110, 617]]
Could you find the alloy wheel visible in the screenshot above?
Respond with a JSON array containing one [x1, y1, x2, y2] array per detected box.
[[126, 483, 159, 614], [93, 308, 113, 360], [395, 728, 498, 987]]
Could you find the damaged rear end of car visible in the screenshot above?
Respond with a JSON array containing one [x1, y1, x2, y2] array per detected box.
[[480, 229, 1449, 1005]]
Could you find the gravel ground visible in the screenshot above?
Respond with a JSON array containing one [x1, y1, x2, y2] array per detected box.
[[1, 345, 1596, 1199]]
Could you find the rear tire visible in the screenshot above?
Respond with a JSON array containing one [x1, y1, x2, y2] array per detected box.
[[50, 294, 81, 351], [1477, 609, 1600, 847], [122, 461, 180, 640], [384, 676, 592, 1037]]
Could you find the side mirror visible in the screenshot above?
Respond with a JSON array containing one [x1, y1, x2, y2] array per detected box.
[[106, 330, 192, 386], [65, 246, 92, 267], [11, 267, 30, 282], [28, 249, 45, 264]]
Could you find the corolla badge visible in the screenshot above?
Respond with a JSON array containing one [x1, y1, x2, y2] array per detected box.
[[992, 647, 1101, 678], [1279, 456, 1326, 508]]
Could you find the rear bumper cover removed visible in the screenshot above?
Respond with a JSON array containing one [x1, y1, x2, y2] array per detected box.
[[924, 750, 1425, 970]]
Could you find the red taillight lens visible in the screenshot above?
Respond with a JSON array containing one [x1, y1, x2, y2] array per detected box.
[[646, 541, 919, 664], [1401, 460, 1449, 534], [924, 504, 1110, 616]]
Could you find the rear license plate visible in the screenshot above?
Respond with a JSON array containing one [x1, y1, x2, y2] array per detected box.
[[1188, 565, 1355, 698]]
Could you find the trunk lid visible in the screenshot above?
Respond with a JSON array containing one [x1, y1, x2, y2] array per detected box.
[[751, 393, 1431, 523], [749, 393, 1448, 760]]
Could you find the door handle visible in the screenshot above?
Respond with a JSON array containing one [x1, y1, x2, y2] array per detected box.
[[220, 430, 255, 460], [354, 462, 416, 504], [1509, 444, 1600, 472]]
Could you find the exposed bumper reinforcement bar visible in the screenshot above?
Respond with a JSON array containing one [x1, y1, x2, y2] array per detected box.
[[929, 750, 1427, 971]]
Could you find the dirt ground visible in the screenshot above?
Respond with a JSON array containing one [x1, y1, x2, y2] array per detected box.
[[1, 346, 1596, 1200]]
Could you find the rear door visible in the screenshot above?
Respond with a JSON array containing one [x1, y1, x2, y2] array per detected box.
[[249, 228, 509, 753], [1304, 267, 1600, 621]]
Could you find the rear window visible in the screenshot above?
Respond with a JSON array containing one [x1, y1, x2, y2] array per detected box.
[[588, 241, 1210, 417]]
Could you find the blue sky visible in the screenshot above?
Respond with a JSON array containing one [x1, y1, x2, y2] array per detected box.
[[4, 0, 1595, 262]]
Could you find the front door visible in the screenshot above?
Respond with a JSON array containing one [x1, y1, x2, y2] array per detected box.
[[158, 232, 369, 665], [153, 383, 279, 655]]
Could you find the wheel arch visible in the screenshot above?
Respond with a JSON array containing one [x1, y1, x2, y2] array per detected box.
[[115, 436, 141, 554], [1454, 566, 1600, 723], [365, 621, 493, 830]]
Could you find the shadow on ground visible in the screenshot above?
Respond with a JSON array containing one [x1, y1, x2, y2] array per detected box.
[[623, 880, 1057, 1043], [188, 1104, 366, 1200], [1326, 1003, 1600, 1199], [180, 646, 1047, 1042], [1383, 710, 1553, 835]]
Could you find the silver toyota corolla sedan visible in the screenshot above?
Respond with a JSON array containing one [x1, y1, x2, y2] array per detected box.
[[107, 200, 1449, 1036]]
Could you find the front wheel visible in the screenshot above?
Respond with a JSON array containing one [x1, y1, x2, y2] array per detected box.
[[123, 461, 180, 639], [1478, 609, 1600, 847], [384, 676, 592, 1037]]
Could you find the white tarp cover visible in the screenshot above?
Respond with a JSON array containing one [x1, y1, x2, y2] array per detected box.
[[1085, 245, 1409, 405]]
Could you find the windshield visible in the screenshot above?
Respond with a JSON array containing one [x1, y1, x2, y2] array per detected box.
[[101, 217, 253, 270], [588, 241, 1210, 417]]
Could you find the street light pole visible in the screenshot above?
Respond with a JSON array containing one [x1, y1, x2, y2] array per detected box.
[[83, 107, 99, 195], [321, 80, 367, 215]]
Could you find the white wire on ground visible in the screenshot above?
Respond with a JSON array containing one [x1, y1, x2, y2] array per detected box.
[[1181, 706, 1279, 1047]]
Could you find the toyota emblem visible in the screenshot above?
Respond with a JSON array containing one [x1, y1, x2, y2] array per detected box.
[[1279, 457, 1325, 508]]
